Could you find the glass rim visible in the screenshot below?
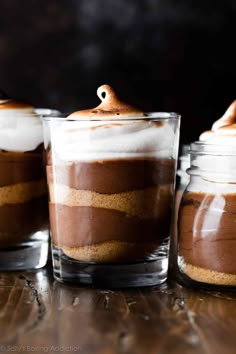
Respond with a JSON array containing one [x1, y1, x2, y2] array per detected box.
[[40, 111, 181, 122]]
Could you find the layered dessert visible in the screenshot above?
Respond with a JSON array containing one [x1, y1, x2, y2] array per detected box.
[[178, 100, 236, 285], [0, 93, 48, 248], [46, 85, 179, 263]]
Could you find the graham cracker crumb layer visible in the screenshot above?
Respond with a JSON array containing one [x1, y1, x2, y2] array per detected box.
[[60, 240, 158, 263], [49, 183, 172, 219], [180, 261, 236, 286], [0, 179, 47, 205]]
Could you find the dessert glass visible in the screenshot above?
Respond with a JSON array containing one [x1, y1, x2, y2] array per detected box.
[[42, 86, 180, 287], [0, 98, 49, 270]]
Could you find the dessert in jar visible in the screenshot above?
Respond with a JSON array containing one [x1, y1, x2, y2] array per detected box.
[[0, 91, 49, 270], [178, 100, 236, 287], [42, 84, 180, 287]]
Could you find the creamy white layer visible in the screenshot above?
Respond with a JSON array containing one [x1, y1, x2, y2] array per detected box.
[[0, 108, 43, 152], [199, 129, 236, 144], [51, 119, 176, 161], [191, 152, 236, 183], [187, 175, 236, 192]]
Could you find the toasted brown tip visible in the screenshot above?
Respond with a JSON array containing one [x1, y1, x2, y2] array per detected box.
[[212, 100, 236, 130], [68, 84, 144, 119]]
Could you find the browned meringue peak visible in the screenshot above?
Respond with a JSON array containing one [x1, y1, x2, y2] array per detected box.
[[0, 89, 33, 110], [68, 84, 144, 119], [0, 99, 33, 110], [0, 99, 33, 109], [199, 100, 236, 141], [212, 100, 236, 130]]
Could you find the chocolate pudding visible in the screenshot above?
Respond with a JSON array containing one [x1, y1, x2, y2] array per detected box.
[[47, 156, 175, 262], [179, 191, 236, 285], [45, 85, 179, 264], [0, 149, 48, 246], [178, 100, 236, 286], [0, 94, 48, 249]]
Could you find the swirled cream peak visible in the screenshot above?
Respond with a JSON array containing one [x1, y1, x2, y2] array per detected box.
[[54, 85, 176, 161], [68, 84, 144, 119], [192, 100, 236, 183], [199, 100, 236, 142], [0, 95, 43, 152], [54, 85, 175, 161]]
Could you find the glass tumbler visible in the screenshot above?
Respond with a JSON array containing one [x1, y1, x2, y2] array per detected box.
[[42, 112, 180, 287]]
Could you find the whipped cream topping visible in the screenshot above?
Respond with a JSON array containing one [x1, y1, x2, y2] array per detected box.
[[49, 85, 177, 161], [51, 119, 175, 161], [187, 176, 236, 194], [0, 98, 43, 152]]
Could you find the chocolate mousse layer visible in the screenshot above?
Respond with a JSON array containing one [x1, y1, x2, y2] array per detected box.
[[0, 196, 48, 247], [48, 157, 175, 263], [0, 148, 45, 186], [178, 191, 236, 285], [47, 158, 175, 193], [0, 148, 48, 247]]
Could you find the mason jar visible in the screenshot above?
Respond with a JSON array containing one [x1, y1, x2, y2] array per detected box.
[[177, 142, 236, 289]]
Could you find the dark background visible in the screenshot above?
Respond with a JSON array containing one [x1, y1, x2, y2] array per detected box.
[[0, 0, 235, 145]]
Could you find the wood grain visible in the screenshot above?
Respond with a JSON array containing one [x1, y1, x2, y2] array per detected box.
[[0, 268, 236, 354]]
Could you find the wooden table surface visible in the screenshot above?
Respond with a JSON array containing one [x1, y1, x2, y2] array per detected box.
[[0, 266, 236, 354]]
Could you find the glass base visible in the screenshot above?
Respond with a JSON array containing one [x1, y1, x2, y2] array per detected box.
[[0, 240, 49, 271], [52, 247, 168, 288], [176, 268, 236, 292]]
